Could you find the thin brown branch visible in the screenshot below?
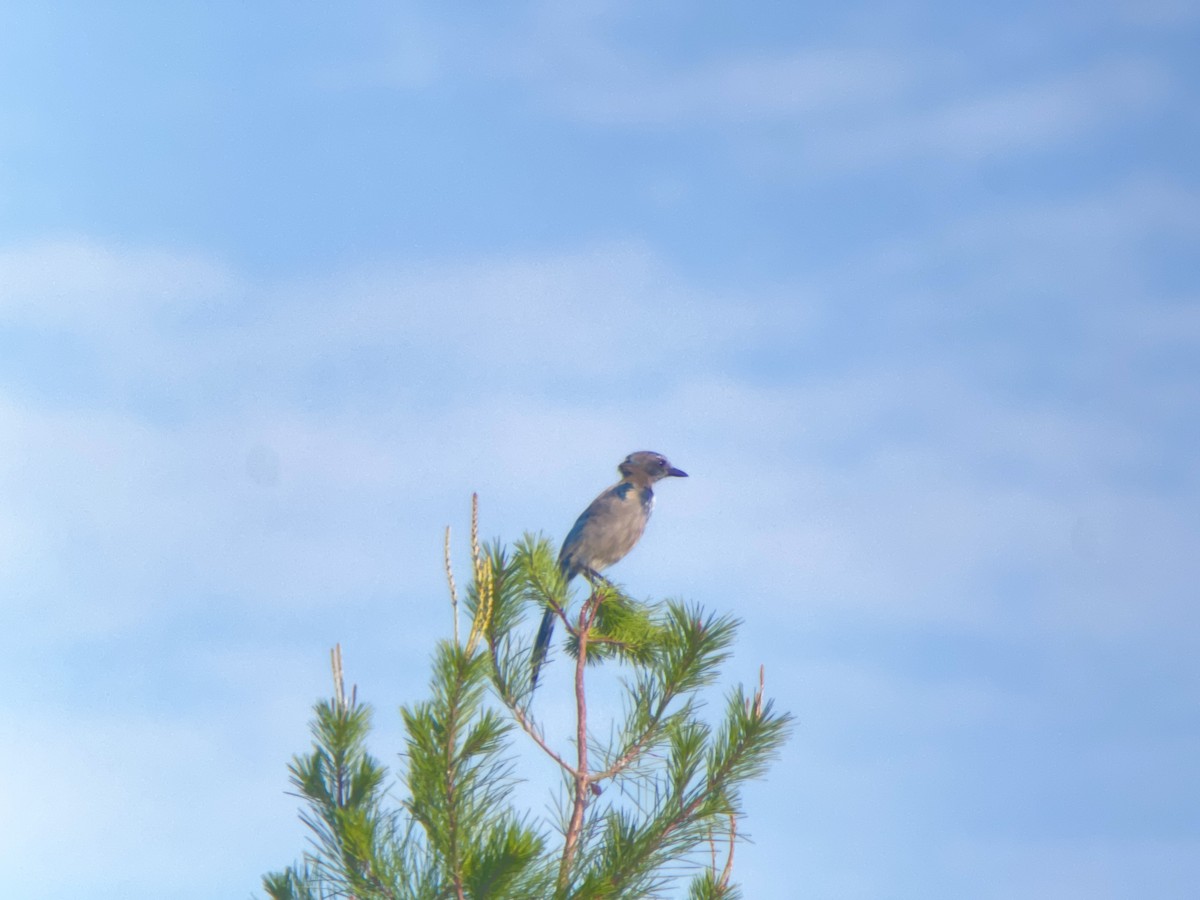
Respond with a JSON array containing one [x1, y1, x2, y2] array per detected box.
[[481, 589, 577, 775], [505, 698, 576, 776], [618, 702, 764, 887], [522, 557, 577, 645], [718, 814, 737, 889], [559, 586, 603, 891], [591, 675, 678, 782], [586, 635, 629, 648], [591, 730, 655, 782], [590, 696, 676, 783]]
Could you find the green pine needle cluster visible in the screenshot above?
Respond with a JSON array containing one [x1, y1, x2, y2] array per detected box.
[[264, 519, 792, 900]]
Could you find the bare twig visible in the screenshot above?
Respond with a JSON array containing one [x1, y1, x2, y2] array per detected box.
[[592, 665, 678, 781], [504, 700, 576, 775], [718, 813, 737, 889], [331, 643, 345, 711], [591, 728, 657, 782]]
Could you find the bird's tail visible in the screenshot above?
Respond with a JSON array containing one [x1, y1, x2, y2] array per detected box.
[[531, 607, 556, 690]]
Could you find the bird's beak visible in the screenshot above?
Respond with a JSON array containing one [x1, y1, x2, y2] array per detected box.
[[668, 466, 688, 478]]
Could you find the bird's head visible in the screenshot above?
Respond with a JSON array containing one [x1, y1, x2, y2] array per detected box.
[[618, 451, 688, 484]]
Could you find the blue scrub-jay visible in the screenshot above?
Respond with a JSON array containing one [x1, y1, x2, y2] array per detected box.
[[531, 451, 688, 689]]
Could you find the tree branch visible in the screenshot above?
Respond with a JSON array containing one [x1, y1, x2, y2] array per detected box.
[[558, 586, 602, 891]]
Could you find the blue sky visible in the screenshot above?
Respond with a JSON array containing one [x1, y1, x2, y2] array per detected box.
[[2, 2, 1198, 897]]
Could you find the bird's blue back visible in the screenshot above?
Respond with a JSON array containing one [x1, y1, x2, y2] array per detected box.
[[531, 451, 686, 690], [557, 481, 655, 581]]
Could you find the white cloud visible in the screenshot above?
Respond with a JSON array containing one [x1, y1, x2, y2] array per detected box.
[[447, 5, 1173, 177], [0, 238, 235, 328], [0, 684, 319, 898], [1112, 0, 1200, 27], [3, 189, 1195, 644], [2, 238, 779, 392], [638, 367, 1198, 641], [787, 57, 1169, 172], [546, 48, 911, 127], [305, 5, 450, 92]]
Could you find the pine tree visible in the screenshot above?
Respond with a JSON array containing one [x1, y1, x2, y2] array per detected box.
[[263, 497, 792, 899]]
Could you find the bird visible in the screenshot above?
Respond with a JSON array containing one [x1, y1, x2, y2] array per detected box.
[[531, 450, 688, 689]]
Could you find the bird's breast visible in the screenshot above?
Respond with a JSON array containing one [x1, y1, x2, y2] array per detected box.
[[640, 486, 654, 518]]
